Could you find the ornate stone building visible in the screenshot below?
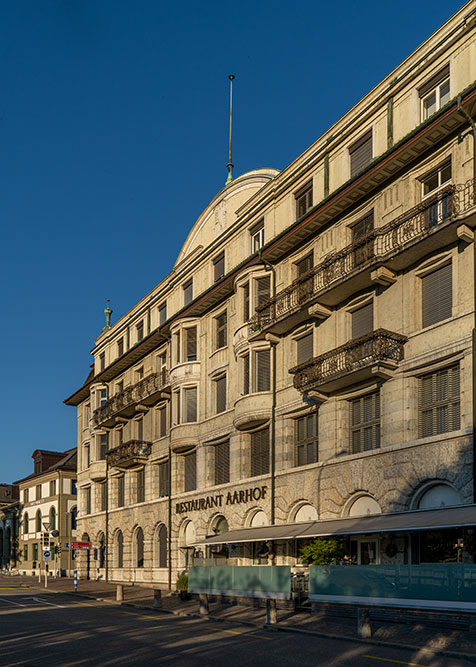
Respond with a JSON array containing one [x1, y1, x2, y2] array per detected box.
[[0, 484, 19, 570], [66, 3, 476, 585]]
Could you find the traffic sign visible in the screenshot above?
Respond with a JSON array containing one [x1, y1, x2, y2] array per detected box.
[[70, 542, 92, 550], [43, 550, 51, 558], [42, 522, 51, 531]]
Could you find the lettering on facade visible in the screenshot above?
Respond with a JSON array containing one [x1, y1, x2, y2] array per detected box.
[[175, 486, 267, 514]]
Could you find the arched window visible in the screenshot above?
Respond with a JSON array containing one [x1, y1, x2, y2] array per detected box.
[[98, 532, 105, 569], [115, 531, 123, 568], [49, 507, 56, 531], [24, 513, 29, 535], [71, 507, 77, 531], [136, 527, 144, 568], [36, 510, 42, 533], [157, 525, 167, 568]]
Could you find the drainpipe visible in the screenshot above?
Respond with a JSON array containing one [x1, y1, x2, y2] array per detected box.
[[105, 457, 109, 582], [457, 96, 476, 504]]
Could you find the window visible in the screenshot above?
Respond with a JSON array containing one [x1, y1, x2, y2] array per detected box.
[[84, 444, 90, 469], [250, 220, 265, 252], [100, 483, 107, 512], [99, 352, 105, 372], [422, 263, 452, 328], [36, 485, 42, 500], [183, 279, 193, 306], [419, 365, 460, 438], [296, 183, 313, 219], [136, 321, 144, 342], [243, 283, 250, 321], [185, 326, 197, 361], [351, 392, 380, 453], [137, 469, 145, 503], [350, 130, 373, 178], [174, 331, 181, 364], [184, 451, 197, 492], [24, 545, 28, 561], [136, 528, 144, 568], [71, 506, 77, 530], [420, 66, 450, 121], [49, 506, 56, 531], [85, 487, 91, 515], [296, 253, 313, 277], [158, 405, 168, 437], [36, 510, 42, 532], [32, 543, 38, 562], [251, 428, 269, 477], [135, 366, 144, 381], [184, 387, 197, 422], [158, 352, 167, 384], [255, 349, 271, 392], [213, 252, 225, 282], [99, 389, 107, 407], [255, 275, 271, 310], [71, 480, 77, 495], [242, 353, 250, 395], [422, 160, 452, 228], [215, 375, 227, 414], [99, 433, 108, 460], [159, 460, 170, 497], [49, 480, 56, 497], [115, 531, 124, 568], [215, 441, 230, 485], [297, 332, 313, 366], [159, 302, 167, 325], [351, 211, 374, 266], [136, 417, 143, 441], [296, 412, 319, 466], [351, 301, 374, 339], [215, 312, 227, 349], [117, 338, 124, 357], [117, 476, 125, 508], [24, 488, 29, 503], [157, 525, 167, 568], [23, 513, 29, 534]]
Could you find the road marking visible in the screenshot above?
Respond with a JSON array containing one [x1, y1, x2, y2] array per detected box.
[[209, 627, 272, 641], [29, 597, 64, 607], [0, 598, 26, 607], [363, 656, 431, 667]]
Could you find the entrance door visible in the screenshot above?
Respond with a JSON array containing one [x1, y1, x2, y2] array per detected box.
[[358, 540, 378, 565]]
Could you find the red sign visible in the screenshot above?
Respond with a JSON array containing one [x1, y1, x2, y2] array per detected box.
[[70, 542, 92, 550]]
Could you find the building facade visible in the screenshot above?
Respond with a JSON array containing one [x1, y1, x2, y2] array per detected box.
[[15, 449, 78, 576], [66, 3, 476, 586], [0, 484, 19, 571]]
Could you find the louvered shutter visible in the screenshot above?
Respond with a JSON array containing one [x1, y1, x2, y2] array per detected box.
[[215, 441, 230, 485], [216, 375, 227, 413], [158, 525, 167, 568], [185, 387, 197, 422], [159, 460, 170, 497], [183, 279, 193, 305], [296, 253, 313, 276], [184, 451, 197, 492], [159, 406, 167, 437], [256, 349, 271, 392], [350, 131, 373, 177], [137, 469, 145, 503], [216, 313, 227, 349], [243, 283, 250, 321], [352, 302, 374, 339], [352, 212, 374, 241], [186, 327, 197, 361], [214, 253, 225, 282], [243, 354, 250, 395], [251, 428, 269, 477], [256, 276, 271, 308], [297, 332, 313, 365], [422, 263, 452, 328]]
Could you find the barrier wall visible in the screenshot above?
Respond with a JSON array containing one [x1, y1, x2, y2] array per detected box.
[[189, 565, 291, 600]]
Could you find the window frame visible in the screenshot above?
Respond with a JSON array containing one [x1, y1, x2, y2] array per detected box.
[[350, 391, 381, 453], [183, 278, 193, 306], [250, 220, 265, 252], [295, 182, 313, 219], [213, 251, 225, 282], [418, 364, 460, 438], [295, 411, 319, 467], [215, 311, 227, 350], [349, 129, 373, 179], [419, 66, 450, 121]]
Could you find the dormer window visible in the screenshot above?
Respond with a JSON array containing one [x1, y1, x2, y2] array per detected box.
[[250, 220, 265, 252], [420, 66, 450, 121], [295, 183, 313, 219]]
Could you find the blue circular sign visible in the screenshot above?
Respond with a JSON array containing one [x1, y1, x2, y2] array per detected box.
[[43, 550, 51, 558]]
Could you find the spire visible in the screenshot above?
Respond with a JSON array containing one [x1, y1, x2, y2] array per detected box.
[[104, 299, 112, 328], [225, 74, 235, 186]]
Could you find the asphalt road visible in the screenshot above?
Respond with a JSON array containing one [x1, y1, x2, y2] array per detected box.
[[0, 584, 473, 667]]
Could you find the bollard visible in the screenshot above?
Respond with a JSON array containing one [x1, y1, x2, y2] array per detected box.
[[153, 589, 162, 609], [266, 599, 277, 624], [116, 584, 124, 602], [357, 608, 372, 638], [73, 569, 78, 591], [199, 593, 209, 616]]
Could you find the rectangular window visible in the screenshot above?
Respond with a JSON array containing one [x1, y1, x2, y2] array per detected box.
[[243, 353, 250, 395], [174, 390, 181, 424], [117, 476, 125, 508], [159, 302, 167, 325], [255, 349, 271, 392], [351, 211, 374, 267], [33, 543, 38, 562], [36, 484, 42, 500], [255, 275, 271, 309], [24, 488, 29, 503], [49, 480, 56, 497], [158, 352, 167, 384], [71, 480, 77, 495], [215, 375, 227, 414], [352, 212, 374, 242], [243, 283, 250, 321], [158, 405, 167, 437], [296, 253, 313, 277], [135, 367, 144, 381], [215, 441, 230, 485], [137, 418, 143, 441], [250, 220, 265, 252], [117, 338, 124, 357], [136, 321, 144, 342], [174, 331, 181, 364], [184, 387, 197, 422], [350, 130, 373, 178], [184, 451, 197, 492], [422, 263, 452, 328], [159, 460, 170, 497], [183, 279, 193, 306], [351, 392, 380, 453], [420, 66, 450, 120], [296, 412, 319, 466], [216, 312, 227, 349], [99, 352, 105, 372], [24, 545, 28, 561], [137, 469, 145, 503], [99, 433, 108, 460], [213, 252, 225, 282], [296, 183, 313, 219], [351, 301, 374, 339], [251, 428, 269, 477], [185, 327, 197, 361], [84, 444, 90, 469], [100, 482, 107, 512], [297, 332, 313, 366], [422, 160, 452, 228], [419, 365, 460, 438], [85, 487, 91, 515], [117, 427, 123, 445], [99, 389, 107, 407]]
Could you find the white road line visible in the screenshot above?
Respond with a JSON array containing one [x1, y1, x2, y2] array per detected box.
[[29, 597, 64, 608], [0, 597, 26, 607]]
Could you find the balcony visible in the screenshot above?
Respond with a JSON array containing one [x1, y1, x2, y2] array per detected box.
[[250, 180, 475, 336], [93, 371, 170, 427], [106, 440, 152, 469], [289, 329, 407, 395]]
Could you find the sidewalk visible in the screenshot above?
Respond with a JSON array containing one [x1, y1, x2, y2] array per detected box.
[[4, 574, 476, 660]]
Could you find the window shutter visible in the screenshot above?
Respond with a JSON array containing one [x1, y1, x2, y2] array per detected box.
[[184, 451, 197, 492], [352, 302, 374, 339], [159, 406, 167, 437], [422, 263, 452, 328], [215, 441, 230, 485], [297, 332, 313, 365], [243, 354, 250, 395], [216, 375, 227, 413], [256, 276, 271, 309], [352, 212, 374, 241], [243, 283, 250, 321], [251, 428, 269, 477], [296, 253, 313, 276], [185, 387, 197, 422], [216, 313, 227, 349], [186, 327, 197, 360], [418, 65, 450, 98], [159, 461, 170, 497], [183, 279, 193, 305], [256, 349, 271, 392], [214, 253, 225, 282], [350, 130, 373, 178]]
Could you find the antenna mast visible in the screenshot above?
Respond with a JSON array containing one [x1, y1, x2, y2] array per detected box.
[[225, 74, 235, 186]]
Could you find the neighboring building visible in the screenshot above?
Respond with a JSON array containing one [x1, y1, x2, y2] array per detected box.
[[0, 484, 19, 570], [15, 449, 78, 576], [66, 3, 476, 586]]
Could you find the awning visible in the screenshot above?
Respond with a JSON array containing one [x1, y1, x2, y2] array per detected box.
[[193, 504, 476, 546]]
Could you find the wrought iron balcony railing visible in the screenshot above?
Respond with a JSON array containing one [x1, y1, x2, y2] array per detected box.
[[93, 370, 170, 427], [250, 179, 475, 333], [106, 440, 152, 468], [289, 329, 407, 394]]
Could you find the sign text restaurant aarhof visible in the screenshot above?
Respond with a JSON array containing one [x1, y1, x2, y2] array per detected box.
[[175, 486, 268, 514]]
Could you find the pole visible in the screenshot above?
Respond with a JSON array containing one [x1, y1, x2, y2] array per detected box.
[[44, 563, 48, 589], [74, 569, 78, 591], [38, 563, 41, 583], [225, 74, 235, 185]]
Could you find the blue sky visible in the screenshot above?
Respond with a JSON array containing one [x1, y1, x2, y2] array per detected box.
[[0, 0, 466, 483]]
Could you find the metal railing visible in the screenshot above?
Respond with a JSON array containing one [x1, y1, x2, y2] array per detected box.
[[289, 329, 407, 393], [93, 370, 169, 426], [250, 179, 475, 333], [106, 440, 152, 467]]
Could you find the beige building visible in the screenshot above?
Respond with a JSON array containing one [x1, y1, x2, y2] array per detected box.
[[66, 3, 476, 586], [15, 449, 78, 576]]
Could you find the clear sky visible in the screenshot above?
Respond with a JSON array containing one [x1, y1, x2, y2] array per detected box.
[[0, 0, 467, 483]]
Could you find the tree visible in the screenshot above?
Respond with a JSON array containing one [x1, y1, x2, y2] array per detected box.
[[300, 538, 344, 565]]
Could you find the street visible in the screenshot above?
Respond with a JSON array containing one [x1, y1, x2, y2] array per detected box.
[[0, 583, 473, 666]]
